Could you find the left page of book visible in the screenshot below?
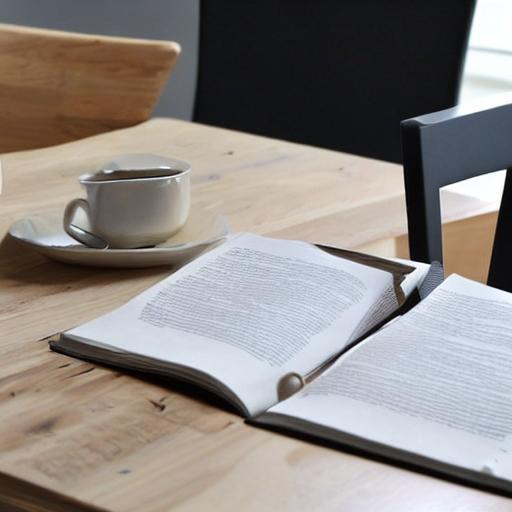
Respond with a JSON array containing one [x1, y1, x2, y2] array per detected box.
[[58, 233, 397, 417]]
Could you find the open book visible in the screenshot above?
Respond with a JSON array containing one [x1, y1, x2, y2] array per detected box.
[[51, 233, 512, 492]]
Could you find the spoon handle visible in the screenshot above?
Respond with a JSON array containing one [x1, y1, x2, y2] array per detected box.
[[68, 223, 110, 250]]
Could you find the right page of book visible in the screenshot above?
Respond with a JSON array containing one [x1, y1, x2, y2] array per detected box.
[[262, 274, 512, 487]]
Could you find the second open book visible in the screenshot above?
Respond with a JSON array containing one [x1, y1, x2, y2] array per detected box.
[[52, 233, 512, 493]]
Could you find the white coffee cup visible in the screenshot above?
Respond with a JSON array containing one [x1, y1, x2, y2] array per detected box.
[[63, 154, 191, 249]]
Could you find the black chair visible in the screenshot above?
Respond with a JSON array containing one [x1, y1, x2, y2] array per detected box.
[[194, 0, 475, 163], [401, 95, 512, 292]]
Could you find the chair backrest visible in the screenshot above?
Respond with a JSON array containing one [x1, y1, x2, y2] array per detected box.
[[194, 0, 475, 163], [401, 94, 512, 292], [0, 23, 181, 153]]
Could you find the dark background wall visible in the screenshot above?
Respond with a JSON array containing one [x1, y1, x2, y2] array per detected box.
[[0, 0, 199, 119]]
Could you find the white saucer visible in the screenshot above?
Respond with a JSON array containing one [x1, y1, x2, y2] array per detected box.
[[8, 209, 229, 268]]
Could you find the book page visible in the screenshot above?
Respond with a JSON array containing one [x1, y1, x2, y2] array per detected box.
[[264, 274, 512, 483], [64, 233, 394, 417]]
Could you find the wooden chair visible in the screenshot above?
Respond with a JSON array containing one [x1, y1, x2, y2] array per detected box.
[[194, 0, 475, 163], [401, 94, 512, 292], [0, 23, 181, 153]]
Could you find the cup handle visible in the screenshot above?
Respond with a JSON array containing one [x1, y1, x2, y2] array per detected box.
[[63, 198, 90, 238], [63, 198, 109, 249]]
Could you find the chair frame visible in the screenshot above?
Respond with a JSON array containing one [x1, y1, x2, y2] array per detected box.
[[401, 94, 512, 291]]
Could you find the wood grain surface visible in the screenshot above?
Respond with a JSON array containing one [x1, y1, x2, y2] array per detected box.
[[0, 23, 180, 153], [0, 118, 507, 511]]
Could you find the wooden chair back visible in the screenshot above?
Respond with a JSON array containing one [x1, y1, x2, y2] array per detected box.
[[0, 23, 180, 153]]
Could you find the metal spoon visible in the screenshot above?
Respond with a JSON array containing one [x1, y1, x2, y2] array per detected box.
[[67, 223, 109, 250]]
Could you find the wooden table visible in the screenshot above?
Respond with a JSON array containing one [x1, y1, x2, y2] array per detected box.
[[0, 118, 507, 511]]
